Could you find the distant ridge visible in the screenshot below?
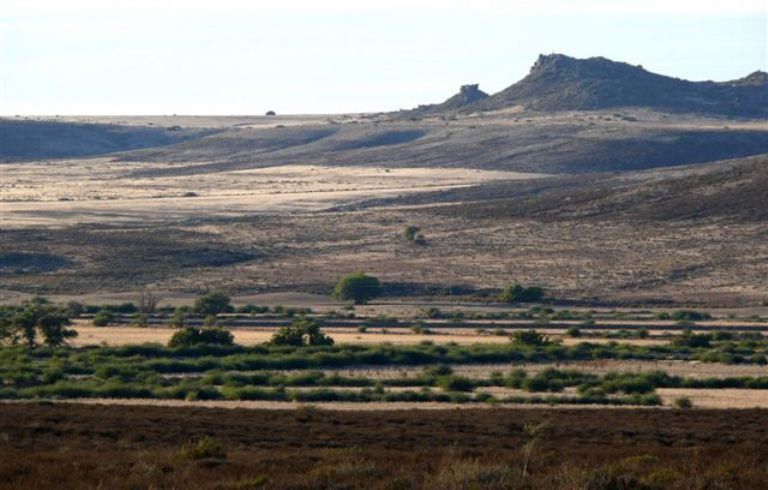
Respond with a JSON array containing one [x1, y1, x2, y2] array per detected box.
[[419, 54, 768, 117]]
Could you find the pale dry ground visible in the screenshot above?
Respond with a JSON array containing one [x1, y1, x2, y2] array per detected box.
[[658, 388, 768, 408], [0, 161, 541, 227], [71, 325, 672, 348]]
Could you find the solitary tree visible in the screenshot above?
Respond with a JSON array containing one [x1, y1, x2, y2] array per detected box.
[[333, 272, 381, 305], [193, 291, 232, 316], [138, 289, 158, 314]]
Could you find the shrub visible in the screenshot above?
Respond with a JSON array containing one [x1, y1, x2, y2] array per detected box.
[[333, 272, 381, 305], [566, 326, 582, 338], [92, 310, 114, 327], [410, 324, 432, 335], [673, 396, 693, 409], [511, 330, 550, 346], [178, 436, 227, 461], [426, 365, 454, 376], [403, 225, 419, 241], [673, 331, 712, 348], [168, 308, 186, 328], [425, 307, 443, 319], [437, 375, 475, 392], [672, 310, 712, 322], [237, 304, 269, 315], [500, 284, 545, 303], [271, 318, 334, 347], [194, 291, 232, 316], [132, 313, 149, 327]]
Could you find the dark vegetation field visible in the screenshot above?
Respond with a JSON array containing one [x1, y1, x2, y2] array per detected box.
[[2, 403, 768, 489]]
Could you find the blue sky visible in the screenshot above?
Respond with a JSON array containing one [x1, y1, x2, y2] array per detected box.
[[1, 0, 766, 114]]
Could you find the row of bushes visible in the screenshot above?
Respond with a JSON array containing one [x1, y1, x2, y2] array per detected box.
[[0, 376, 661, 406], [2, 336, 768, 388]]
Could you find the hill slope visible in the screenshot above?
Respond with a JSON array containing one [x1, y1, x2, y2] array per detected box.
[[404, 154, 768, 222]]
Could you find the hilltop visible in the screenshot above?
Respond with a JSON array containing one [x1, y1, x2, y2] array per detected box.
[[465, 53, 768, 116]]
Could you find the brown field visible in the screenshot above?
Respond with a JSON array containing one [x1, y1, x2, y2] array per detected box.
[[2, 402, 767, 489]]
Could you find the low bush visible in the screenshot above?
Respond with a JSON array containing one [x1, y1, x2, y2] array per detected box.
[[500, 284, 545, 303], [178, 436, 227, 461], [92, 310, 114, 327]]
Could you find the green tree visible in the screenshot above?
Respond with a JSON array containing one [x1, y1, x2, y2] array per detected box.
[[194, 291, 232, 316], [270, 317, 334, 346], [333, 272, 381, 305], [0, 299, 76, 347], [37, 312, 77, 347]]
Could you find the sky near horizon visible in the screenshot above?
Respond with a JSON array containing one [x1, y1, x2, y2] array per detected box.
[[1, 0, 766, 115]]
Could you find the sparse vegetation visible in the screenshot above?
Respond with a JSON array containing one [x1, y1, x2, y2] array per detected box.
[[178, 436, 227, 461]]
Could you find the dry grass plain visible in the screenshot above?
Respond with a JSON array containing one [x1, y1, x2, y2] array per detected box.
[[1, 162, 536, 227], [72, 324, 672, 348], [4, 206, 767, 305]]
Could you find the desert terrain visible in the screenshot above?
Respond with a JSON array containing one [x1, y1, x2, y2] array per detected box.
[[2, 52, 768, 488]]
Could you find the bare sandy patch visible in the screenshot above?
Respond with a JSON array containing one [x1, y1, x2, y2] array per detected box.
[[1, 162, 545, 228]]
